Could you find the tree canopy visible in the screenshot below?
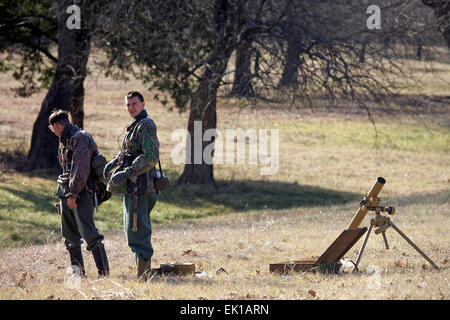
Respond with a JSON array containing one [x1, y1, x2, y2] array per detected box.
[[0, 0, 447, 177]]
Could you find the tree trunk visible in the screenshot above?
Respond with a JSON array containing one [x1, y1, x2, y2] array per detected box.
[[359, 43, 366, 63], [423, 0, 450, 48], [230, 37, 254, 97], [278, 38, 301, 88], [27, 0, 90, 170], [416, 41, 423, 60], [178, 0, 244, 186], [177, 67, 219, 186], [70, 79, 86, 129]]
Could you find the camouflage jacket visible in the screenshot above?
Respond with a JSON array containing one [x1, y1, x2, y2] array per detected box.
[[56, 123, 98, 198], [107, 109, 159, 194]]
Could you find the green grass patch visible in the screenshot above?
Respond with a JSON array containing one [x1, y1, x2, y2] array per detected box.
[[0, 174, 122, 248], [277, 118, 449, 153]]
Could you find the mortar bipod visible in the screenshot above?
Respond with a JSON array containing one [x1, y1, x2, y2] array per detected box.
[[353, 204, 439, 271]]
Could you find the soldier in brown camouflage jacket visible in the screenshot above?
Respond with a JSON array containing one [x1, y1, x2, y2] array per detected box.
[[49, 110, 109, 277]]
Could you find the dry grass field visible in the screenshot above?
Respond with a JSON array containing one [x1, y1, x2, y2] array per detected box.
[[0, 56, 449, 300]]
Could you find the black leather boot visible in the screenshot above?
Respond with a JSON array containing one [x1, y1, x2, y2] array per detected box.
[[67, 247, 86, 276], [137, 258, 152, 281], [91, 242, 110, 276]]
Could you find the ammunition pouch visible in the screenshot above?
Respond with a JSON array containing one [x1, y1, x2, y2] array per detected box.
[[153, 160, 169, 193], [126, 172, 150, 196], [152, 170, 169, 193], [53, 174, 70, 198]]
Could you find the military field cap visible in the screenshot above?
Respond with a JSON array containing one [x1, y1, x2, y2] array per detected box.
[[49, 110, 69, 125]]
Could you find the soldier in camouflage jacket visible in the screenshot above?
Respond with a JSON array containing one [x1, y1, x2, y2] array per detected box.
[[49, 110, 109, 277], [104, 91, 159, 280]]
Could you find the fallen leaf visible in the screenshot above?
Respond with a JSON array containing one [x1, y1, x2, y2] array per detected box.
[[182, 249, 198, 256], [216, 268, 228, 275], [308, 289, 316, 297], [17, 271, 27, 288], [422, 264, 429, 270]]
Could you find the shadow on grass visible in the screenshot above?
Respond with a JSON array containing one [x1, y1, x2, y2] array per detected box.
[[0, 186, 57, 213], [0, 148, 29, 172], [158, 179, 360, 211], [386, 189, 450, 208], [0, 147, 61, 177], [2, 168, 448, 220], [1, 173, 361, 219]]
